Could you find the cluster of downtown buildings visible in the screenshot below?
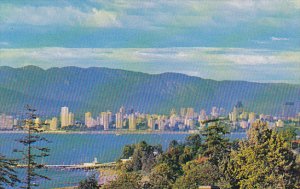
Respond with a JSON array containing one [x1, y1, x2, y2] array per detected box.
[[1, 102, 299, 131]]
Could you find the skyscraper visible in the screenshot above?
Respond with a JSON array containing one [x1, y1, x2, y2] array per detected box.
[[50, 117, 58, 130], [115, 112, 123, 129], [61, 107, 69, 127], [101, 112, 109, 130], [85, 112, 93, 128], [148, 117, 155, 130], [128, 114, 136, 130], [68, 112, 75, 126]]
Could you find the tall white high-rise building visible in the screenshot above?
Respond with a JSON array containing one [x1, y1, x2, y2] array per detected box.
[[101, 112, 110, 130], [128, 114, 136, 130], [85, 112, 92, 127], [61, 107, 69, 127], [50, 117, 58, 130], [69, 112, 75, 126], [116, 112, 123, 129]]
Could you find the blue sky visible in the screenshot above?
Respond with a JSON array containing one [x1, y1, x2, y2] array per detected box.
[[0, 0, 299, 83]]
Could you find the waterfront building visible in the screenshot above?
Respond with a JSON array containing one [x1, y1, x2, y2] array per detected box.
[[100, 112, 110, 130], [61, 107, 69, 127], [115, 112, 123, 129], [84, 112, 94, 128], [128, 114, 136, 130], [157, 116, 165, 131], [186, 119, 194, 129], [68, 112, 75, 126], [170, 108, 177, 116], [169, 114, 177, 128], [0, 114, 13, 130], [35, 117, 42, 125], [180, 108, 187, 118], [229, 107, 238, 122], [211, 107, 219, 118], [50, 117, 58, 130], [13, 119, 18, 126], [147, 117, 155, 130], [107, 111, 112, 123], [186, 108, 195, 119]]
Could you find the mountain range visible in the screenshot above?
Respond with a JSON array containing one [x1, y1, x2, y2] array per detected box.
[[0, 65, 299, 117]]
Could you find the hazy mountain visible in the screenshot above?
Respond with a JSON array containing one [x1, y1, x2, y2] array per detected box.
[[0, 65, 299, 117]]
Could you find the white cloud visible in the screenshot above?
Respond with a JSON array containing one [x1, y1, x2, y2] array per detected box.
[[271, 37, 289, 41], [0, 5, 121, 28]]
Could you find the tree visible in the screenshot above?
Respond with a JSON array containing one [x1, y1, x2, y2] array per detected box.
[[78, 174, 99, 189], [148, 163, 176, 189], [173, 161, 220, 189], [102, 172, 142, 189], [0, 154, 20, 188], [184, 134, 202, 157], [14, 105, 50, 188], [121, 144, 135, 159], [123, 141, 162, 173], [222, 121, 299, 188], [201, 121, 229, 165]]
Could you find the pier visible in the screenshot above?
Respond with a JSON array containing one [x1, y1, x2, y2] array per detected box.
[[16, 161, 117, 170]]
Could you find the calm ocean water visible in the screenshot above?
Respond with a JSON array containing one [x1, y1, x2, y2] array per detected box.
[[0, 132, 246, 188]]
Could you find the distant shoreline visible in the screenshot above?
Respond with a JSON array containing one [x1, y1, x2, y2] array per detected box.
[[0, 130, 194, 135]]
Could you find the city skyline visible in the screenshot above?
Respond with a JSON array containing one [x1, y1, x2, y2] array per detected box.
[[0, 1, 299, 84]]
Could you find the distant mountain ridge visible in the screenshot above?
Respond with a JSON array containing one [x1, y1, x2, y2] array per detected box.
[[0, 65, 299, 117]]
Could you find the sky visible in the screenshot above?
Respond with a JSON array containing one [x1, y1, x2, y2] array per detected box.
[[0, 0, 299, 84]]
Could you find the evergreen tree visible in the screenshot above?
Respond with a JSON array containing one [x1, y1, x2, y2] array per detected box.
[[14, 105, 50, 189], [222, 121, 299, 188], [0, 154, 20, 188], [201, 121, 229, 165]]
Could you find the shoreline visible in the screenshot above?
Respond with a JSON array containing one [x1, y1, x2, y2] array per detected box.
[[0, 130, 195, 135]]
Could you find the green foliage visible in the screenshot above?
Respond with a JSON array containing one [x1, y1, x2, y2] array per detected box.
[[0, 154, 20, 188], [148, 163, 176, 189], [221, 121, 300, 188], [201, 121, 230, 165], [173, 161, 220, 189], [102, 172, 143, 189], [114, 120, 300, 189], [78, 174, 99, 189], [185, 134, 203, 156], [278, 126, 297, 144], [122, 141, 162, 173], [14, 105, 50, 189], [121, 144, 135, 159]]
